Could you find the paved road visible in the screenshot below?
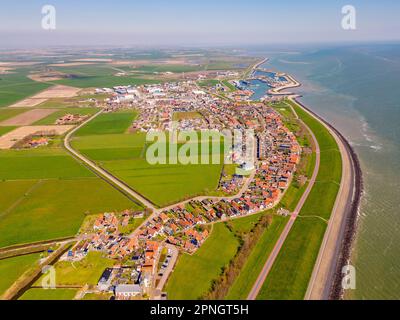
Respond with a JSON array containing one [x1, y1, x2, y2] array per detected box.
[[156, 244, 179, 292], [246, 99, 321, 300]]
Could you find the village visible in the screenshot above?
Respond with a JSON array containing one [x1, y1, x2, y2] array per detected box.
[[59, 75, 301, 300]]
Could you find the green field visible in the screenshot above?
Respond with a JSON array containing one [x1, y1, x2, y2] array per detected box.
[[34, 251, 114, 286], [0, 141, 142, 248], [74, 110, 136, 136], [0, 69, 51, 108], [198, 79, 220, 87], [33, 107, 99, 125], [134, 64, 203, 73], [19, 288, 77, 300], [0, 253, 41, 296], [257, 218, 327, 299], [72, 126, 224, 207], [50, 64, 162, 88], [0, 178, 139, 247], [102, 159, 222, 207], [172, 111, 203, 121], [0, 149, 94, 180], [0, 108, 29, 122], [229, 212, 265, 234], [81, 292, 112, 300], [0, 180, 37, 213], [0, 126, 16, 136], [165, 223, 240, 300], [256, 99, 342, 300]]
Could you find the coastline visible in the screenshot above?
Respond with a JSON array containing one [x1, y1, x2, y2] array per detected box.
[[269, 70, 362, 300], [293, 97, 362, 300]]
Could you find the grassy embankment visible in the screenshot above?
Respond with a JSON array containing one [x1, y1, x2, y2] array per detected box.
[[0, 253, 41, 296], [256, 99, 342, 300]]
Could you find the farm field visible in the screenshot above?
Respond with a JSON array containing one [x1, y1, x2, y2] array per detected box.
[[0, 148, 94, 180], [0, 108, 57, 126], [19, 288, 77, 300], [256, 99, 342, 300], [49, 64, 162, 88], [0, 253, 41, 296], [0, 178, 139, 248], [33, 107, 99, 125], [74, 110, 136, 136], [0, 69, 51, 108], [0, 108, 29, 122], [72, 116, 225, 206], [165, 223, 240, 300], [0, 126, 16, 136], [35, 93, 108, 109], [0, 142, 143, 248], [134, 64, 203, 73], [102, 159, 222, 207]]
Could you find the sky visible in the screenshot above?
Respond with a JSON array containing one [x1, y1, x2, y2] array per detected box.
[[0, 0, 399, 47]]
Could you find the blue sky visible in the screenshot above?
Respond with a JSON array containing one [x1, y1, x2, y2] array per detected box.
[[0, 0, 399, 46]]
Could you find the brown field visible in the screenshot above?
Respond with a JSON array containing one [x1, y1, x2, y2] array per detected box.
[[34, 85, 81, 98], [109, 59, 189, 66], [0, 109, 57, 126], [0, 62, 39, 67], [48, 62, 95, 67], [10, 85, 81, 108], [73, 58, 113, 62], [0, 68, 13, 74], [0, 62, 39, 75], [0, 125, 74, 149], [9, 98, 48, 108], [28, 72, 64, 82]]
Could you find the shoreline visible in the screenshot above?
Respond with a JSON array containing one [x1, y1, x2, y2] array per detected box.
[[293, 97, 362, 300], [269, 70, 362, 300]]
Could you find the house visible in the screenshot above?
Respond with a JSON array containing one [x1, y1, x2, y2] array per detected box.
[[114, 284, 142, 300], [97, 268, 113, 291]]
